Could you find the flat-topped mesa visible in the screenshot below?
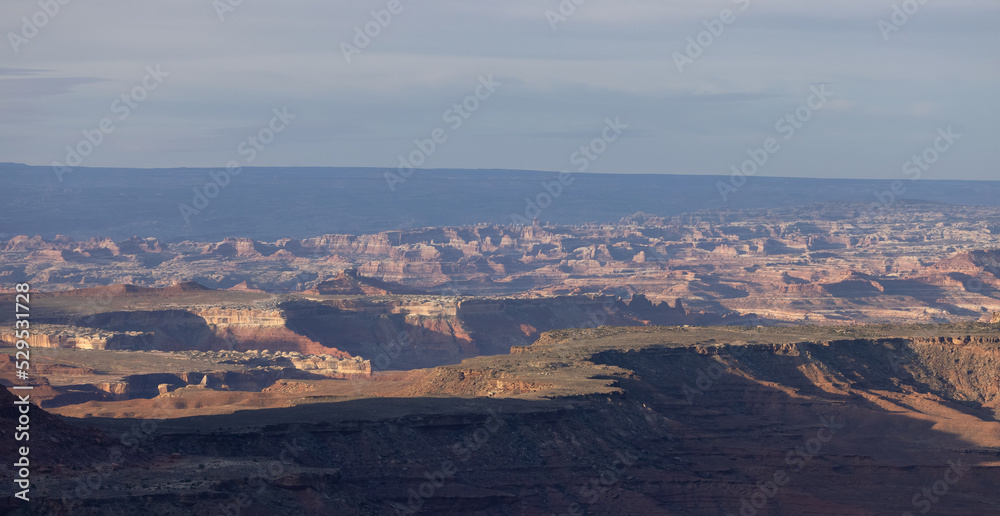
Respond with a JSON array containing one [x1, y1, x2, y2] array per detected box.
[[623, 294, 686, 323], [163, 280, 213, 293], [304, 268, 426, 296], [84, 353, 372, 401], [935, 249, 1000, 272], [196, 307, 286, 327], [0, 324, 152, 350], [0, 311, 350, 355], [200, 237, 280, 258], [46, 281, 212, 298]]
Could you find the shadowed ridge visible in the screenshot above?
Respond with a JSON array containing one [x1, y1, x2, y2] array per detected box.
[[163, 281, 213, 293], [305, 268, 427, 296]]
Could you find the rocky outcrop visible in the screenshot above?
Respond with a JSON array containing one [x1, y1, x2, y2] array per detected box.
[[304, 268, 425, 295], [0, 325, 153, 350], [196, 307, 285, 327], [97, 381, 130, 400], [287, 354, 371, 376], [84, 352, 372, 401]]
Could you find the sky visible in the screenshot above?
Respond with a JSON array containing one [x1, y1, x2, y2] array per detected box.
[[1, 0, 998, 180]]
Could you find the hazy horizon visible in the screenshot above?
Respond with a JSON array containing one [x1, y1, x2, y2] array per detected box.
[[5, 162, 1000, 184], [2, 0, 997, 180]]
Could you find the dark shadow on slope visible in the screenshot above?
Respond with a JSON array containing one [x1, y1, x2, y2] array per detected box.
[[40, 343, 1000, 516]]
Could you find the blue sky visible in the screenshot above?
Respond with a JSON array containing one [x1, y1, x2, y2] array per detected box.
[[1, 0, 998, 179]]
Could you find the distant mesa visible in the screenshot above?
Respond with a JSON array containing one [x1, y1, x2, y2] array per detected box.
[[305, 268, 425, 296], [226, 281, 265, 293], [163, 281, 213, 293], [51, 281, 214, 298], [200, 237, 279, 258], [50, 284, 152, 297], [820, 271, 885, 298], [935, 249, 1000, 274]]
